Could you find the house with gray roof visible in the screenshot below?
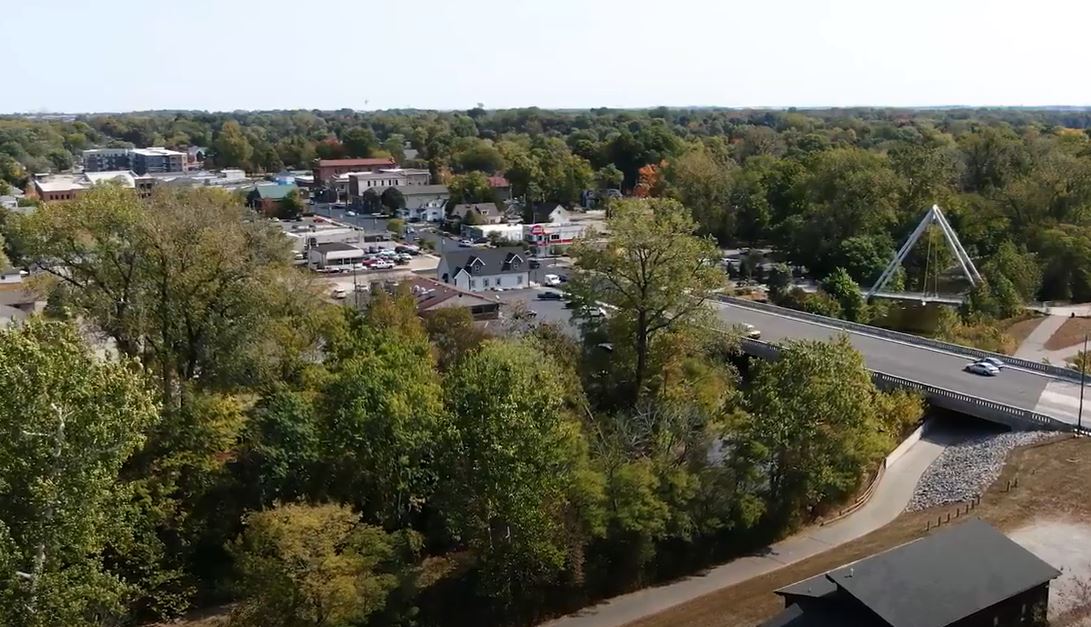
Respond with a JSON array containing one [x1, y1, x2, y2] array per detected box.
[[437, 247, 529, 292], [448, 202, 504, 225]]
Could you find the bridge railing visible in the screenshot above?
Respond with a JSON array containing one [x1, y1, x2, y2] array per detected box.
[[739, 337, 1090, 436], [718, 295, 1082, 383]]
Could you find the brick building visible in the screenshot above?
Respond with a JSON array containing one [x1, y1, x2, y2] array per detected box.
[[312, 157, 397, 184]]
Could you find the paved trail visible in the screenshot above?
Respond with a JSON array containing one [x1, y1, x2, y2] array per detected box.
[[540, 426, 961, 627]]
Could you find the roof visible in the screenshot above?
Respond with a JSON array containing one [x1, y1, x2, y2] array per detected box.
[[442, 247, 527, 277], [400, 184, 449, 196], [777, 574, 838, 601], [487, 175, 510, 188], [776, 519, 1060, 627], [450, 202, 501, 219], [763, 601, 878, 627], [528, 202, 569, 223], [398, 276, 496, 310], [312, 242, 362, 254], [83, 170, 137, 187], [132, 147, 185, 157], [34, 170, 139, 193], [315, 158, 397, 168], [253, 183, 298, 200]]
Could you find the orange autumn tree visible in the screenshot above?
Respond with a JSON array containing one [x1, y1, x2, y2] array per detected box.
[[633, 160, 666, 198]]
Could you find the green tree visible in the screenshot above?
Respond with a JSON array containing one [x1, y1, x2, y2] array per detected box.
[[439, 340, 605, 601], [342, 126, 378, 158], [380, 186, 406, 212], [386, 218, 405, 236], [0, 320, 158, 626], [741, 337, 910, 526], [277, 189, 304, 220], [446, 171, 497, 206], [595, 164, 624, 189], [821, 267, 868, 322], [213, 120, 254, 169], [568, 198, 724, 402], [359, 188, 381, 213], [228, 504, 407, 627], [665, 147, 736, 242], [422, 308, 488, 371]]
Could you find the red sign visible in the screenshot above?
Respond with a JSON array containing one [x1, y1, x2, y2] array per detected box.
[[530, 225, 545, 235]]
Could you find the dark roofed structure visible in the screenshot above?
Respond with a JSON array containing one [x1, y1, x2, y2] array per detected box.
[[765, 519, 1059, 627], [442, 248, 526, 277], [449, 202, 502, 223]]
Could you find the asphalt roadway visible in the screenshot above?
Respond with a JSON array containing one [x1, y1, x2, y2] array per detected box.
[[712, 301, 1084, 426]]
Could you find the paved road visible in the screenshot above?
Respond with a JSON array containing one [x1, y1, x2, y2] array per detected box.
[[311, 202, 389, 234], [713, 301, 1084, 426], [541, 421, 960, 627]]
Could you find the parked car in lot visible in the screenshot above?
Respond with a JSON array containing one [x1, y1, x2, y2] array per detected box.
[[537, 290, 564, 300], [544, 274, 562, 287], [371, 260, 394, 270], [965, 361, 1000, 376]]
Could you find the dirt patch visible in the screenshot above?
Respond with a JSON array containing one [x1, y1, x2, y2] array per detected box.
[[1045, 316, 1091, 351], [1010, 520, 1091, 624], [1004, 314, 1047, 348], [626, 435, 1091, 627]]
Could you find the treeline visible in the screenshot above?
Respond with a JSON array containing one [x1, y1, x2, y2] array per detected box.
[[0, 187, 922, 626]]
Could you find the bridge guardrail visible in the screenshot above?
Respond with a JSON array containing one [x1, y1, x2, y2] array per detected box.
[[718, 295, 1083, 383], [740, 338, 1090, 435]]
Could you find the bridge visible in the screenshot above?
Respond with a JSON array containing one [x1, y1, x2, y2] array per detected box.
[[714, 296, 1089, 434], [867, 291, 965, 306]]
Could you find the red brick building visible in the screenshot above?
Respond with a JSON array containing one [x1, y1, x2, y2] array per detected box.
[[312, 158, 397, 184]]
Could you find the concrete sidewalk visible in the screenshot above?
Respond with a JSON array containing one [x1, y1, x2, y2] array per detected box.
[[1015, 313, 1087, 365], [540, 429, 957, 627]]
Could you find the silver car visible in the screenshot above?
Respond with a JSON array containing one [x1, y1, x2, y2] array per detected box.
[[964, 361, 1000, 377]]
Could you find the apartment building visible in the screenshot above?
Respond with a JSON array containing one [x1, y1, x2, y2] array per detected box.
[[131, 147, 187, 175], [82, 148, 133, 172]]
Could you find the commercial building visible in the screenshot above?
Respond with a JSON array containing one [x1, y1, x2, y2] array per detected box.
[[437, 248, 529, 292], [31, 170, 152, 202], [348, 168, 431, 195], [312, 157, 397, 184], [131, 147, 186, 175], [82, 148, 133, 172], [307, 242, 365, 270], [764, 519, 1058, 627], [247, 183, 299, 215], [279, 217, 363, 252]]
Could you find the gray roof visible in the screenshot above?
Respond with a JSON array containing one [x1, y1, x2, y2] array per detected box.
[[400, 184, 449, 196], [443, 247, 526, 276], [775, 519, 1060, 627], [450, 202, 501, 219], [312, 242, 361, 254]]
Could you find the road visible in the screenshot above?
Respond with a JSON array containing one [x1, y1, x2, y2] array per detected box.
[[713, 301, 1084, 426], [541, 420, 961, 627]]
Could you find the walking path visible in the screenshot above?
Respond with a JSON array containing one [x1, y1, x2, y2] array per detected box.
[[540, 428, 959, 627], [1014, 311, 1089, 365]]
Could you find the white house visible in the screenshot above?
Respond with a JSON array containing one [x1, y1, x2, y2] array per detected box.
[[437, 248, 529, 292], [308, 242, 365, 269]]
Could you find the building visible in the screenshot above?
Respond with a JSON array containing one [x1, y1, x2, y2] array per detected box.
[[448, 202, 504, 225], [347, 168, 431, 196], [32, 170, 150, 202], [462, 223, 524, 242], [387, 276, 500, 320], [307, 242, 365, 270], [82, 148, 133, 172], [526, 202, 572, 224], [0, 268, 41, 328], [524, 222, 590, 255], [131, 147, 187, 175], [247, 183, 299, 214], [279, 217, 363, 252], [312, 157, 397, 184], [437, 248, 529, 292], [488, 175, 512, 201], [764, 519, 1059, 627], [400, 185, 450, 221]]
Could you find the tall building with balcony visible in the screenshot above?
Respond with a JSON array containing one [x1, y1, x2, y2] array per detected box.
[[131, 147, 187, 175], [82, 148, 133, 172]]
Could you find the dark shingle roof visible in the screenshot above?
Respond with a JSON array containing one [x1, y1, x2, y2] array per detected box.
[[312, 242, 361, 254], [450, 202, 500, 220], [826, 519, 1058, 627], [443, 247, 526, 276]]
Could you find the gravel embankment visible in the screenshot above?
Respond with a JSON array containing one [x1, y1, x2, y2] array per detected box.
[[907, 431, 1055, 511]]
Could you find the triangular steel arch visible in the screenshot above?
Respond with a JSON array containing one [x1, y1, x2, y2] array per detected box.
[[868, 204, 982, 298]]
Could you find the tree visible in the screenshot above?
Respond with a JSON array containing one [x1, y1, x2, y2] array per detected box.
[[665, 148, 736, 242], [277, 189, 304, 220], [451, 140, 505, 173], [422, 308, 488, 371], [568, 198, 724, 402], [439, 340, 605, 601], [359, 188, 381, 213], [341, 127, 378, 158], [213, 120, 253, 169], [0, 320, 158, 626], [595, 164, 624, 190], [229, 504, 408, 627], [741, 337, 914, 526], [380, 186, 405, 212], [447, 171, 496, 206], [386, 218, 405, 236], [821, 267, 868, 322]]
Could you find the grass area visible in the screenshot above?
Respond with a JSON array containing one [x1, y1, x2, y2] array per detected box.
[[1003, 314, 1046, 350], [1045, 316, 1091, 351], [626, 435, 1091, 627]]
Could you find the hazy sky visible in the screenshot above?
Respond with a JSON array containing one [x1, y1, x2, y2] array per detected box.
[[4, 0, 1090, 113]]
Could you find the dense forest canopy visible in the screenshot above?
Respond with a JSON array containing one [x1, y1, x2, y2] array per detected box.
[[5, 106, 1091, 302]]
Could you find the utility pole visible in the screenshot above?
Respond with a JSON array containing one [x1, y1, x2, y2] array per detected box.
[[1080, 334, 1088, 433]]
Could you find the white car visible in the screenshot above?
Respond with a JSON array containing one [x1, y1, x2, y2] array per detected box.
[[331, 288, 347, 300], [346, 211, 357, 216], [738, 323, 761, 339], [964, 361, 1000, 377], [974, 357, 1005, 370], [544, 274, 562, 287], [371, 260, 394, 270]]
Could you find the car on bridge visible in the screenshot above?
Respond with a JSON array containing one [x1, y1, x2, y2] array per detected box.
[[974, 357, 1005, 370], [964, 361, 1000, 377]]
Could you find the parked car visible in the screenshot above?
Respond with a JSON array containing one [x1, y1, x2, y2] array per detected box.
[[331, 288, 347, 299], [458, 239, 474, 247], [371, 260, 394, 270], [346, 211, 356, 217], [537, 290, 564, 300], [544, 274, 562, 287], [974, 357, 1005, 370], [964, 361, 1000, 376]]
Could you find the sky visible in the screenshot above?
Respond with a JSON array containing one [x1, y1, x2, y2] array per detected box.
[[4, 0, 1091, 113]]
